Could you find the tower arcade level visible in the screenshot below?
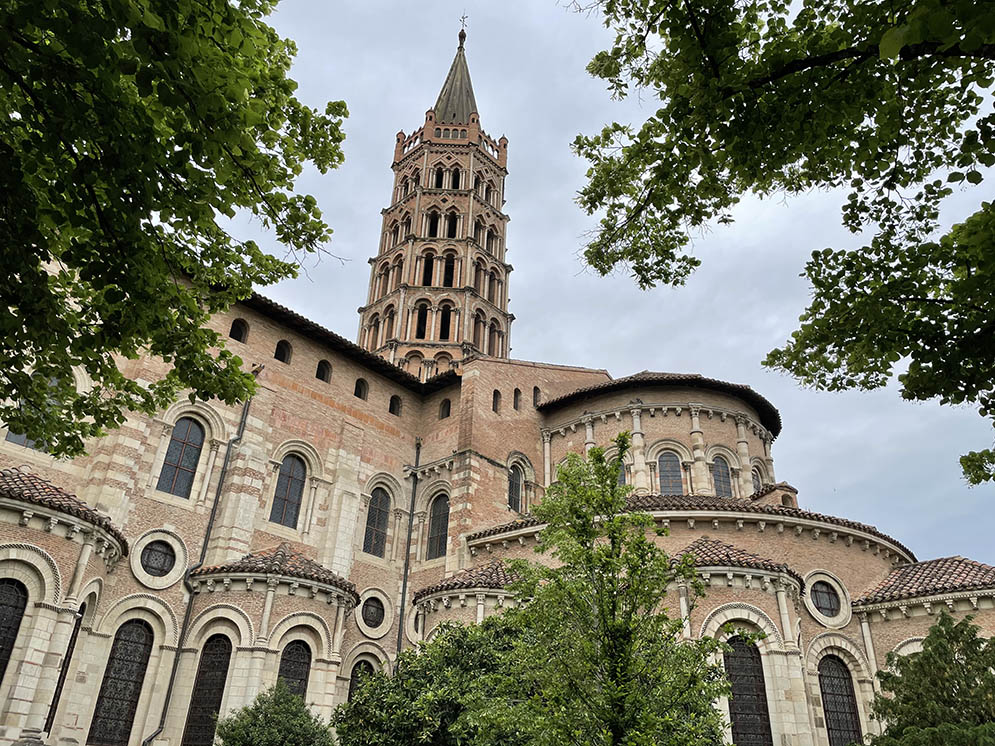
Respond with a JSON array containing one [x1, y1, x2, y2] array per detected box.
[[357, 30, 513, 381]]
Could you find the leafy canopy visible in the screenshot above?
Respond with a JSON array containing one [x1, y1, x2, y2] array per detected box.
[[215, 680, 335, 746], [870, 611, 995, 746], [0, 0, 346, 456], [575, 0, 995, 482]]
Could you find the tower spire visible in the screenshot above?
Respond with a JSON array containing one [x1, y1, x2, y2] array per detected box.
[[433, 30, 477, 124]]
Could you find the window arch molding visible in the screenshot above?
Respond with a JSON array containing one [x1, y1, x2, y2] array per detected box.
[[0, 545, 62, 604], [415, 479, 451, 514], [506, 452, 535, 513], [92, 593, 178, 647], [602, 445, 633, 485], [806, 633, 875, 740], [645, 438, 693, 464], [891, 636, 926, 657], [704, 444, 741, 471], [187, 604, 254, 649], [160, 401, 228, 443], [269, 439, 323, 480], [365, 472, 404, 501], [699, 602, 785, 653], [269, 613, 332, 662], [341, 642, 389, 691]]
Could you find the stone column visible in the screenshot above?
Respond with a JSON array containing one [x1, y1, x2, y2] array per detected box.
[[429, 305, 438, 341], [391, 508, 406, 562], [414, 512, 427, 562], [678, 582, 691, 639], [688, 406, 710, 493], [775, 579, 797, 650], [858, 612, 880, 691], [65, 536, 95, 603], [196, 440, 222, 506], [734, 415, 755, 496], [583, 416, 595, 455], [629, 407, 649, 492], [541, 430, 552, 487], [476, 594, 486, 624]]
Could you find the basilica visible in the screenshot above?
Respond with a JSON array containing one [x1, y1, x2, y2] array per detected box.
[[1, 29, 993, 746]]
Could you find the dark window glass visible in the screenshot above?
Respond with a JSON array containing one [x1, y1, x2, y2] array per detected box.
[[4, 429, 43, 451], [513, 388, 521, 410], [422, 255, 435, 285], [439, 399, 451, 419], [88, 620, 154, 746], [439, 307, 452, 340], [658, 451, 683, 495], [181, 634, 232, 746], [389, 396, 402, 416], [443, 255, 455, 287], [156, 417, 204, 499], [428, 213, 439, 237], [617, 460, 626, 486], [752, 468, 763, 493], [349, 660, 375, 701], [533, 387, 541, 407], [0, 578, 27, 687], [492, 390, 500, 413], [140, 541, 176, 577], [228, 319, 248, 342], [724, 636, 774, 746], [274, 340, 292, 363], [811, 581, 842, 617], [278, 640, 311, 698], [434, 168, 444, 188], [46, 602, 86, 731], [446, 214, 458, 238], [362, 598, 386, 629], [508, 466, 523, 512], [316, 360, 332, 383], [451, 168, 461, 189], [270, 455, 306, 528], [712, 456, 733, 498], [363, 488, 390, 557], [427, 494, 449, 560], [354, 378, 368, 400], [416, 305, 428, 339], [819, 655, 863, 746]]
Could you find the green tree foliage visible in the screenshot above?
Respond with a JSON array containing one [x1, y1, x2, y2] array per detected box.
[[0, 0, 347, 456], [870, 611, 995, 746], [574, 0, 995, 482], [215, 680, 336, 746]]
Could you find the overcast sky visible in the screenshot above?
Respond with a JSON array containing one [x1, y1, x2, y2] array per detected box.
[[247, 2, 993, 565]]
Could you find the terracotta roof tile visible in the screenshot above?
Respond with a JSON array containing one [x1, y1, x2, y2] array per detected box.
[[536, 371, 782, 437], [413, 560, 519, 602], [465, 494, 914, 560], [854, 556, 995, 606], [679, 537, 802, 585], [0, 468, 127, 552], [193, 542, 358, 601]]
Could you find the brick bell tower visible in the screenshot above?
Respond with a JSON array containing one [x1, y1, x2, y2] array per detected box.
[[357, 29, 513, 381]]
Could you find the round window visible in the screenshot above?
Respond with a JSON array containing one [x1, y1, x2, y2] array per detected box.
[[140, 540, 176, 578], [362, 597, 385, 629], [810, 580, 841, 617]]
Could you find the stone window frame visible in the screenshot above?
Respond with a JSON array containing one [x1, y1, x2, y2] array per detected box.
[[802, 570, 852, 629], [148, 402, 227, 509], [704, 445, 743, 498], [805, 633, 876, 741], [506, 452, 535, 514], [354, 587, 393, 640], [263, 440, 325, 539], [0, 366, 92, 464], [130, 529, 188, 591], [646, 439, 694, 495]]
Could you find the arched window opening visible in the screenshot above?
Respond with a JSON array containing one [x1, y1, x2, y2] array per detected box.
[[349, 660, 375, 701], [427, 494, 450, 559], [819, 655, 862, 746], [487, 322, 500, 356], [451, 168, 461, 189], [368, 316, 380, 350], [270, 454, 306, 529], [274, 339, 292, 364], [439, 306, 452, 341], [724, 636, 774, 746], [752, 467, 763, 493], [415, 304, 429, 340], [411, 169, 420, 188], [364, 487, 391, 557], [434, 127, 441, 137], [473, 312, 485, 348], [384, 309, 395, 339], [508, 464, 523, 512], [422, 254, 435, 285], [460, 129, 467, 138], [0, 579, 27, 688], [446, 213, 458, 238], [316, 360, 332, 383], [181, 634, 232, 746], [781, 494, 793, 507], [278, 640, 312, 699], [486, 228, 496, 254], [474, 173, 482, 194], [658, 451, 683, 495], [439, 398, 451, 419], [427, 212, 440, 238], [533, 386, 541, 407], [443, 255, 455, 287], [513, 388, 521, 410], [617, 460, 626, 485], [712, 456, 733, 498], [434, 167, 444, 188], [354, 378, 368, 400], [485, 184, 493, 203], [88, 619, 154, 746], [474, 262, 484, 292], [492, 389, 501, 413], [389, 395, 402, 417], [228, 318, 248, 343], [390, 223, 399, 246], [156, 416, 205, 499], [487, 271, 497, 303], [443, 128, 450, 138], [474, 221, 484, 244]]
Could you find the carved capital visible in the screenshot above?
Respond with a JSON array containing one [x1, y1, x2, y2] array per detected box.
[[540, 429, 551, 445]]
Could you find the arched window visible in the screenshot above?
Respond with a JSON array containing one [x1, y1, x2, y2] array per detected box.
[[492, 389, 501, 413], [278, 640, 312, 698], [181, 634, 232, 746], [712, 455, 733, 498], [368, 315, 380, 350], [819, 655, 863, 746], [228, 318, 248, 343], [473, 262, 484, 292], [270, 454, 306, 528], [349, 660, 375, 701], [422, 254, 435, 286], [354, 378, 368, 400], [156, 417, 205, 499], [533, 386, 541, 407], [752, 467, 763, 493], [439, 306, 452, 341], [384, 308, 395, 339], [274, 339, 292, 363], [487, 270, 497, 302], [658, 451, 683, 495], [316, 360, 331, 383], [451, 168, 461, 189], [411, 169, 420, 188], [390, 223, 399, 246], [724, 636, 774, 746], [434, 167, 444, 188], [363, 487, 391, 557], [415, 304, 428, 339], [434, 127, 441, 137], [445, 213, 458, 238], [388, 395, 402, 416], [88, 619, 154, 746], [443, 255, 455, 287], [427, 211, 440, 237], [487, 322, 500, 356], [508, 465, 523, 512], [0, 579, 27, 688], [617, 461, 626, 485], [473, 312, 485, 348], [427, 494, 449, 560], [513, 388, 521, 410], [486, 228, 496, 254], [439, 399, 451, 419]]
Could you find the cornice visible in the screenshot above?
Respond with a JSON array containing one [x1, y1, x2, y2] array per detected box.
[[190, 571, 358, 608]]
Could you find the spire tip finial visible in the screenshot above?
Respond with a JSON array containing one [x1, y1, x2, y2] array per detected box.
[[458, 28, 466, 48]]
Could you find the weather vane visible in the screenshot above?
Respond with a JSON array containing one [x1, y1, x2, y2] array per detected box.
[[460, 12, 468, 30]]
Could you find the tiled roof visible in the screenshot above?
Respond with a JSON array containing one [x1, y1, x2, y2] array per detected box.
[[679, 537, 803, 585], [413, 560, 519, 602], [0, 468, 128, 551], [854, 556, 995, 606], [193, 542, 358, 601], [465, 494, 915, 560], [536, 370, 782, 437]]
